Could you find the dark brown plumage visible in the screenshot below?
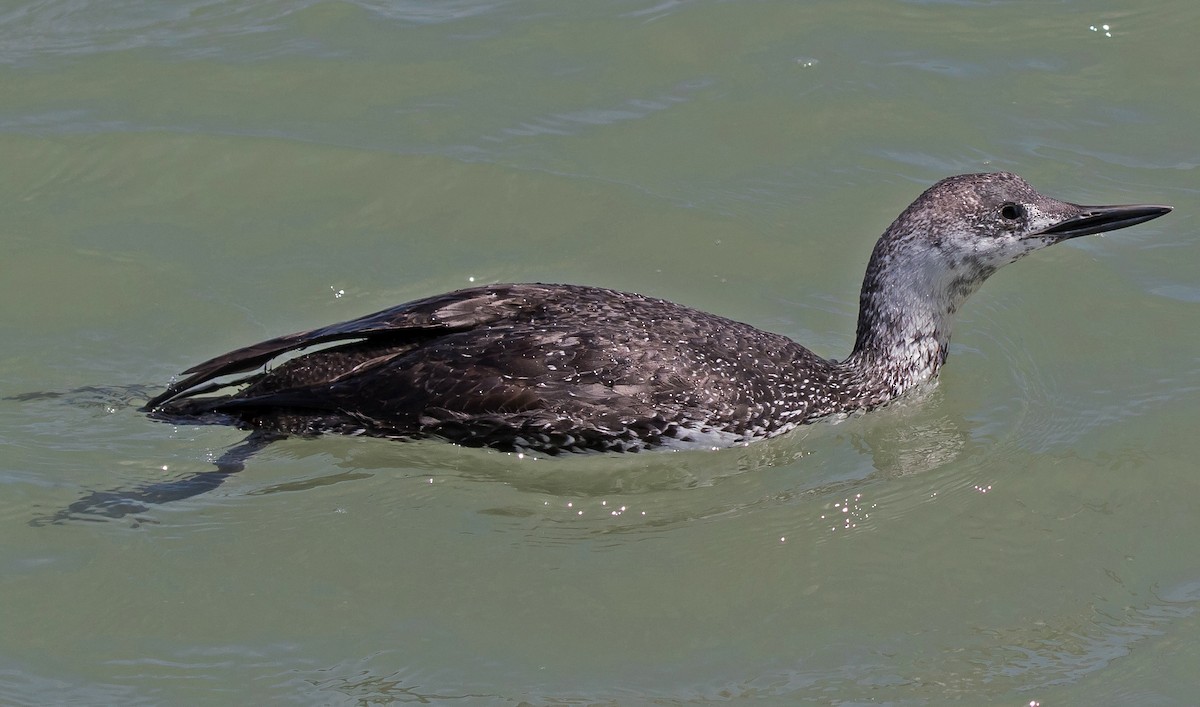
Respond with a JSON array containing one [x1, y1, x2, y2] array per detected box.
[[144, 173, 1171, 454]]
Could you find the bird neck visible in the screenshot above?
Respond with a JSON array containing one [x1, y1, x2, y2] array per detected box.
[[838, 243, 987, 406]]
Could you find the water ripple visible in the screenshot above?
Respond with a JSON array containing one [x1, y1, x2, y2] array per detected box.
[[0, 0, 504, 64]]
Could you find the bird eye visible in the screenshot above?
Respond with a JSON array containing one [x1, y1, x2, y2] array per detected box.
[[1000, 202, 1023, 220]]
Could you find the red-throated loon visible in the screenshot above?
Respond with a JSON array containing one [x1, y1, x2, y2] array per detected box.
[[142, 172, 1170, 454]]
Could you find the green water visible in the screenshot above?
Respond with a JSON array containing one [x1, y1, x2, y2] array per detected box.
[[2, 0, 1199, 703]]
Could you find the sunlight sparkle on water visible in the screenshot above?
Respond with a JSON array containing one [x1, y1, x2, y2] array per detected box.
[[549, 498, 647, 520], [820, 493, 875, 531]]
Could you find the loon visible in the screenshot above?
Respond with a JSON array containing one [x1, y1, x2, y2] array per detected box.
[[143, 172, 1170, 454]]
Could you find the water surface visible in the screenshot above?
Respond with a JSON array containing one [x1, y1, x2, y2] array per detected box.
[[2, 0, 1199, 703]]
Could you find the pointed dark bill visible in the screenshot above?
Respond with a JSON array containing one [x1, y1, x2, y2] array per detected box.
[[1037, 203, 1172, 240]]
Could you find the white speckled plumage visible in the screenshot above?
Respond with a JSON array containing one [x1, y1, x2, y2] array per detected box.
[[143, 172, 1170, 454]]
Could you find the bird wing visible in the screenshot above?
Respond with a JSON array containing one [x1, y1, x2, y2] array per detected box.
[[142, 284, 553, 411]]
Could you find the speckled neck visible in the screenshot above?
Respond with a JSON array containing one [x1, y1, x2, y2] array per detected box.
[[835, 191, 999, 408]]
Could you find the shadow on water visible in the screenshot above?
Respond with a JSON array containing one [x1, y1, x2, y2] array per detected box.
[[27, 430, 284, 527], [7, 385, 277, 526]]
